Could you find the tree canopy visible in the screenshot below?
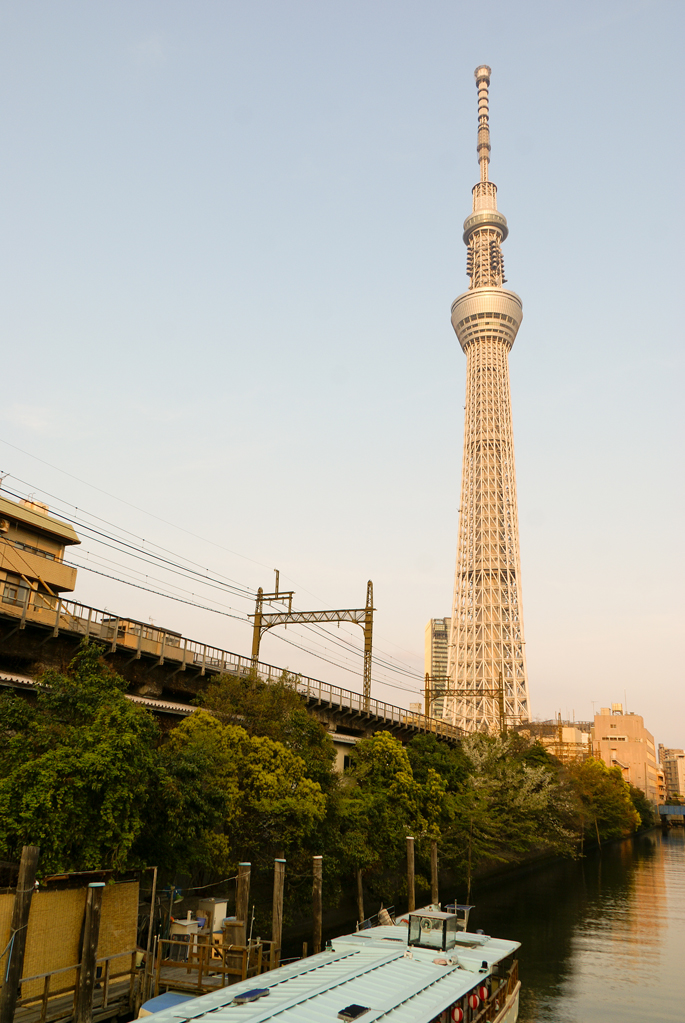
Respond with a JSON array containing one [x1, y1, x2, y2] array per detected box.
[[0, 644, 159, 873], [0, 644, 656, 915]]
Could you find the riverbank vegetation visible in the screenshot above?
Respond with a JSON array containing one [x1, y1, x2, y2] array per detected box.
[[0, 644, 654, 918]]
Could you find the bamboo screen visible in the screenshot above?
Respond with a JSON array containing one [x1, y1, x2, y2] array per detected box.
[[0, 880, 139, 1001]]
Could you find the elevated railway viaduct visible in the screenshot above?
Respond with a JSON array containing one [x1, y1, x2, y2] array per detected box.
[[0, 595, 462, 764]]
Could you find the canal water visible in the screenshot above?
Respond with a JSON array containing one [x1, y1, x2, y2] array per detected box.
[[469, 829, 685, 1023]]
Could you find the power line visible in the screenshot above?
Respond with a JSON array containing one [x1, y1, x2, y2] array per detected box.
[[1, 467, 424, 693], [65, 561, 250, 624], [2, 466, 427, 675], [0, 439, 273, 571]]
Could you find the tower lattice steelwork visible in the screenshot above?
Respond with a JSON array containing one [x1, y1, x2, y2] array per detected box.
[[446, 66, 531, 732]]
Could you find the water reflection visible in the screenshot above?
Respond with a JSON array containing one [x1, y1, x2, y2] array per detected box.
[[469, 830, 685, 1023]]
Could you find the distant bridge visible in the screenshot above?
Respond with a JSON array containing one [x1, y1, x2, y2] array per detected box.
[[0, 594, 463, 757]]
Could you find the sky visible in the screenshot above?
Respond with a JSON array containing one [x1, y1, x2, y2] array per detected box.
[[0, 1, 683, 745]]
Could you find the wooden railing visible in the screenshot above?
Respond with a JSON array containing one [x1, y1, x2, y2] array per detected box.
[[15, 949, 137, 1023], [151, 937, 264, 998]]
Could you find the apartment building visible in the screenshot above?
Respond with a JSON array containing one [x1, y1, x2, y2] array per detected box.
[[592, 703, 658, 803]]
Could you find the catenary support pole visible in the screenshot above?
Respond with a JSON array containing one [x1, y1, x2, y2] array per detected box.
[[406, 837, 415, 913], [312, 856, 322, 954], [75, 883, 105, 1023], [0, 845, 40, 1023], [271, 860, 286, 970], [431, 840, 439, 905], [356, 869, 364, 926]]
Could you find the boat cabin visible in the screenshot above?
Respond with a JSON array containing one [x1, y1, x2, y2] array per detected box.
[[407, 910, 461, 952]]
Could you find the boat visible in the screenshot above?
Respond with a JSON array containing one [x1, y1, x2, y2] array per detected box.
[[139, 905, 520, 1023]]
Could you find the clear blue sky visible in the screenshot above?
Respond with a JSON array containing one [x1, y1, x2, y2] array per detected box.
[[0, 1, 683, 744]]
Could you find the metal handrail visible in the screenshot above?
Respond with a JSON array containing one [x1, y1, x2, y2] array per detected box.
[[0, 594, 463, 741]]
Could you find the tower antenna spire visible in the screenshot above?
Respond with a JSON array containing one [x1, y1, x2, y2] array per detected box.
[[474, 64, 492, 182], [446, 66, 531, 734]]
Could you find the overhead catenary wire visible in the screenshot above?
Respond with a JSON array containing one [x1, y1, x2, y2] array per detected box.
[[0, 469, 425, 694], [2, 470, 424, 681], [2, 465, 423, 676], [67, 560, 421, 694]]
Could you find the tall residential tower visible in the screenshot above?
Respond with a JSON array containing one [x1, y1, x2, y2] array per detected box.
[[446, 66, 531, 732]]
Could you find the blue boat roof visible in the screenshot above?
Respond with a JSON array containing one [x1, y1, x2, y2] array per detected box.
[[141, 924, 520, 1023]]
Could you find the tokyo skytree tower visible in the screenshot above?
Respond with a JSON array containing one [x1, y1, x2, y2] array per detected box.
[[446, 66, 531, 732]]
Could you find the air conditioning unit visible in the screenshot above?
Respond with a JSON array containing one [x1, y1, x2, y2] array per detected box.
[[0, 519, 9, 533]]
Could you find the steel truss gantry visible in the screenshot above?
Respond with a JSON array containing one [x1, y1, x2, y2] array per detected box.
[[250, 576, 375, 702], [425, 672, 507, 737]]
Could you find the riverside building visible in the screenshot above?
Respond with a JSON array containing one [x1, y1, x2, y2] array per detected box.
[[592, 704, 658, 804], [661, 752, 685, 799]]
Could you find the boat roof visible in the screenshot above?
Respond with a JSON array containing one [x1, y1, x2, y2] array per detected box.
[[142, 925, 520, 1023]]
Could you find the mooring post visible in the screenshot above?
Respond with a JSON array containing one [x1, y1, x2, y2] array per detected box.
[[356, 868, 364, 926], [406, 837, 415, 913], [235, 863, 250, 941], [312, 856, 323, 954], [431, 839, 439, 905], [75, 883, 105, 1023], [142, 866, 158, 1005], [270, 859, 286, 969], [0, 845, 40, 1023]]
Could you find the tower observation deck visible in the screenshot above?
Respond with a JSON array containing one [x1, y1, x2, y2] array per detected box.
[[446, 66, 531, 732]]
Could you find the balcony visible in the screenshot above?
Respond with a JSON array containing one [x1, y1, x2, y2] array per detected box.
[[0, 544, 77, 593]]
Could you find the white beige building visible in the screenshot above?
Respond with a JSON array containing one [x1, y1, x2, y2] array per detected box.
[[592, 704, 658, 803], [0, 493, 80, 609], [424, 618, 450, 717], [661, 754, 685, 799]]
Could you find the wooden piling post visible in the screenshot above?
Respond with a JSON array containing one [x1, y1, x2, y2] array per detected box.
[[0, 845, 40, 1023], [75, 882, 105, 1023], [356, 868, 364, 926], [270, 859, 286, 970], [431, 839, 439, 905], [143, 866, 158, 1004], [406, 837, 415, 913], [236, 862, 251, 946], [312, 856, 322, 954]]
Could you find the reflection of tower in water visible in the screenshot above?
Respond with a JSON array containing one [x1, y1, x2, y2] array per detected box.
[[446, 67, 531, 732]]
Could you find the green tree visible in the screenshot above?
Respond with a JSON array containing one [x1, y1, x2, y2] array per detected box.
[[199, 672, 336, 790], [147, 710, 327, 876], [0, 643, 158, 873], [439, 734, 577, 898], [627, 784, 655, 830], [340, 733, 419, 891], [566, 758, 640, 845]]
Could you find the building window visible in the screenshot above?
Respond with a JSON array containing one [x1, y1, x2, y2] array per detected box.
[[2, 574, 30, 607]]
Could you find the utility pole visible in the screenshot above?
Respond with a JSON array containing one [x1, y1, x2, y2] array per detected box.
[[250, 580, 375, 703]]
